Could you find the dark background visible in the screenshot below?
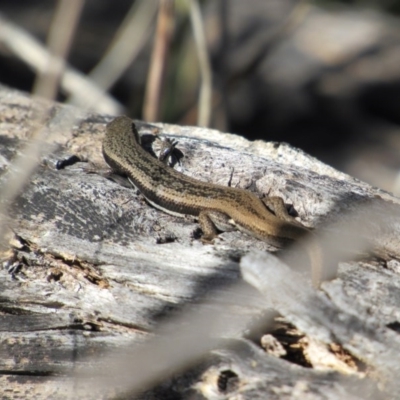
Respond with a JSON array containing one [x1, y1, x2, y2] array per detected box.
[[1, 0, 400, 191]]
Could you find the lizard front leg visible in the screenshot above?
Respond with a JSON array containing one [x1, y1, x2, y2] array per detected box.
[[262, 196, 307, 228]]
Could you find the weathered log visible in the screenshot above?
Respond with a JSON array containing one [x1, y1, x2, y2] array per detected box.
[[0, 86, 399, 399]]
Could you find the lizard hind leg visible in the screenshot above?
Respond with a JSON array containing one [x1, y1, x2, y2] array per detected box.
[[198, 210, 236, 243]]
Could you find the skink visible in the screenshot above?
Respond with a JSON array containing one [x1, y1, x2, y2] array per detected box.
[[102, 116, 322, 286]]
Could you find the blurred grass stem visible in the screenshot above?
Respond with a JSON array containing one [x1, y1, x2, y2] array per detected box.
[[189, 0, 212, 127], [143, 0, 175, 122]]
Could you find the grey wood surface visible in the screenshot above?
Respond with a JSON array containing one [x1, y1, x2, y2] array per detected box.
[[0, 86, 399, 399]]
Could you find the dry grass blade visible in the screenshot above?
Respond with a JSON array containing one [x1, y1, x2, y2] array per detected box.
[[0, 1, 85, 246], [75, 0, 157, 109], [69, 199, 400, 397], [0, 13, 120, 113], [72, 281, 263, 397], [0, 111, 87, 249], [33, 0, 84, 101], [189, 0, 212, 127], [143, 0, 175, 122], [241, 199, 400, 395]]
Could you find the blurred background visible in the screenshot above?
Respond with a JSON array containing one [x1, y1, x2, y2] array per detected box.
[[1, 0, 400, 192]]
